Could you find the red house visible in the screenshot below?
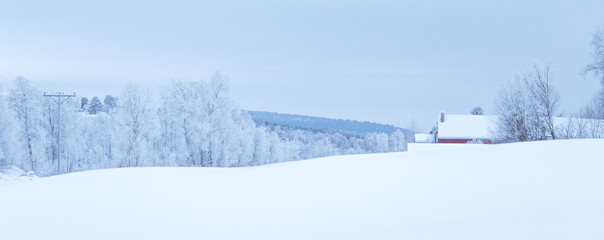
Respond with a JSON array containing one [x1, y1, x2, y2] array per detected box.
[[435, 112, 494, 144]]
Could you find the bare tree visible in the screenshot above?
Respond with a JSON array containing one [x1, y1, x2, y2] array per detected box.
[[494, 63, 560, 142], [576, 26, 604, 137], [0, 85, 17, 167], [494, 77, 530, 142], [578, 25, 604, 128], [584, 26, 604, 85], [8, 77, 45, 172], [596, 88, 604, 119], [579, 89, 604, 138], [118, 84, 155, 167], [523, 63, 560, 140]]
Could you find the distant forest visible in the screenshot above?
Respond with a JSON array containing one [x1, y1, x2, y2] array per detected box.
[[248, 111, 409, 135]]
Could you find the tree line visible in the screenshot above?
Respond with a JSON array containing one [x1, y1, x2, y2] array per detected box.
[[494, 26, 604, 142], [0, 73, 406, 176]]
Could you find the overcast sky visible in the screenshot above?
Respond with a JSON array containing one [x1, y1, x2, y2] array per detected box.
[[1, 0, 603, 131]]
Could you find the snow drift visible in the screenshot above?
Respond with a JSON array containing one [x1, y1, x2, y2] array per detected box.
[[1, 139, 603, 240]]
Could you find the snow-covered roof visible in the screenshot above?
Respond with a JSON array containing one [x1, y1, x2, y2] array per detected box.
[[414, 133, 434, 143], [437, 114, 495, 140], [437, 113, 604, 140]]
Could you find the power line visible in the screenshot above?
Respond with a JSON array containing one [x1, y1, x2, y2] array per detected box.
[[30, 80, 65, 94], [0, 66, 77, 93], [0, 67, 18, 78], [44, 92, 76, 174], [0, 67, 17, 82]]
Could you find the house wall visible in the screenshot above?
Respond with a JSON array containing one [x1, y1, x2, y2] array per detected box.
[[408, 143, 490, 152], [438, 139, 472, 144], [437, 139, 493, 144]]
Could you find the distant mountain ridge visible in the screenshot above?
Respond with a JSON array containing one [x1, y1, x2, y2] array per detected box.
[[247, 110, 408, 135]]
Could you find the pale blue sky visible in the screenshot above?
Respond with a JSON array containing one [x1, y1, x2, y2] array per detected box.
[[1, 0, 603, 131]]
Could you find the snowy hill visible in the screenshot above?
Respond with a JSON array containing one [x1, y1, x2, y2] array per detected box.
[[1, 139, 603, 240], [247, 110, 408, 135]]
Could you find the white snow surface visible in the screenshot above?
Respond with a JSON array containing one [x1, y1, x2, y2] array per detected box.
[[1, 139, 603, 240], [0, 167, 37, 183]]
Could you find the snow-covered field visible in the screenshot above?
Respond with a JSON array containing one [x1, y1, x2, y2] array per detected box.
[[1, 139, 603, 240]]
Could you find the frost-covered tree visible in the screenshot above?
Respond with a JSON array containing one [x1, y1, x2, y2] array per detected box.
[[495, 63, 560, 142], [583, 26, 604, 118], [388, 129, 406, 152], [574, 88, 604, 138], [0, 87, 17, 167], [523, 63, 559, 140], [103, 95, 118, 112], [80, 97, 89, 111], [87, 96, 103, 115], [252, 128, 270, 165], [267, 131, 284, 164], [74, 111, 119, 170], [585, 88, 604, 120], [116, 85, 156, 167], [584, 25, 604, 85], [8, 77, 46, 172], [494, 77, 531, 142], [42, 94, 58, 171], [365, 132, 390, 153], [160, 79, 208, 166], [159, 72, 260, 167], [471, 106, 484, 115]]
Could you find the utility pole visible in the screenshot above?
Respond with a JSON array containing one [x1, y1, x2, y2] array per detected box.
[[44, 92, 76, 174]]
